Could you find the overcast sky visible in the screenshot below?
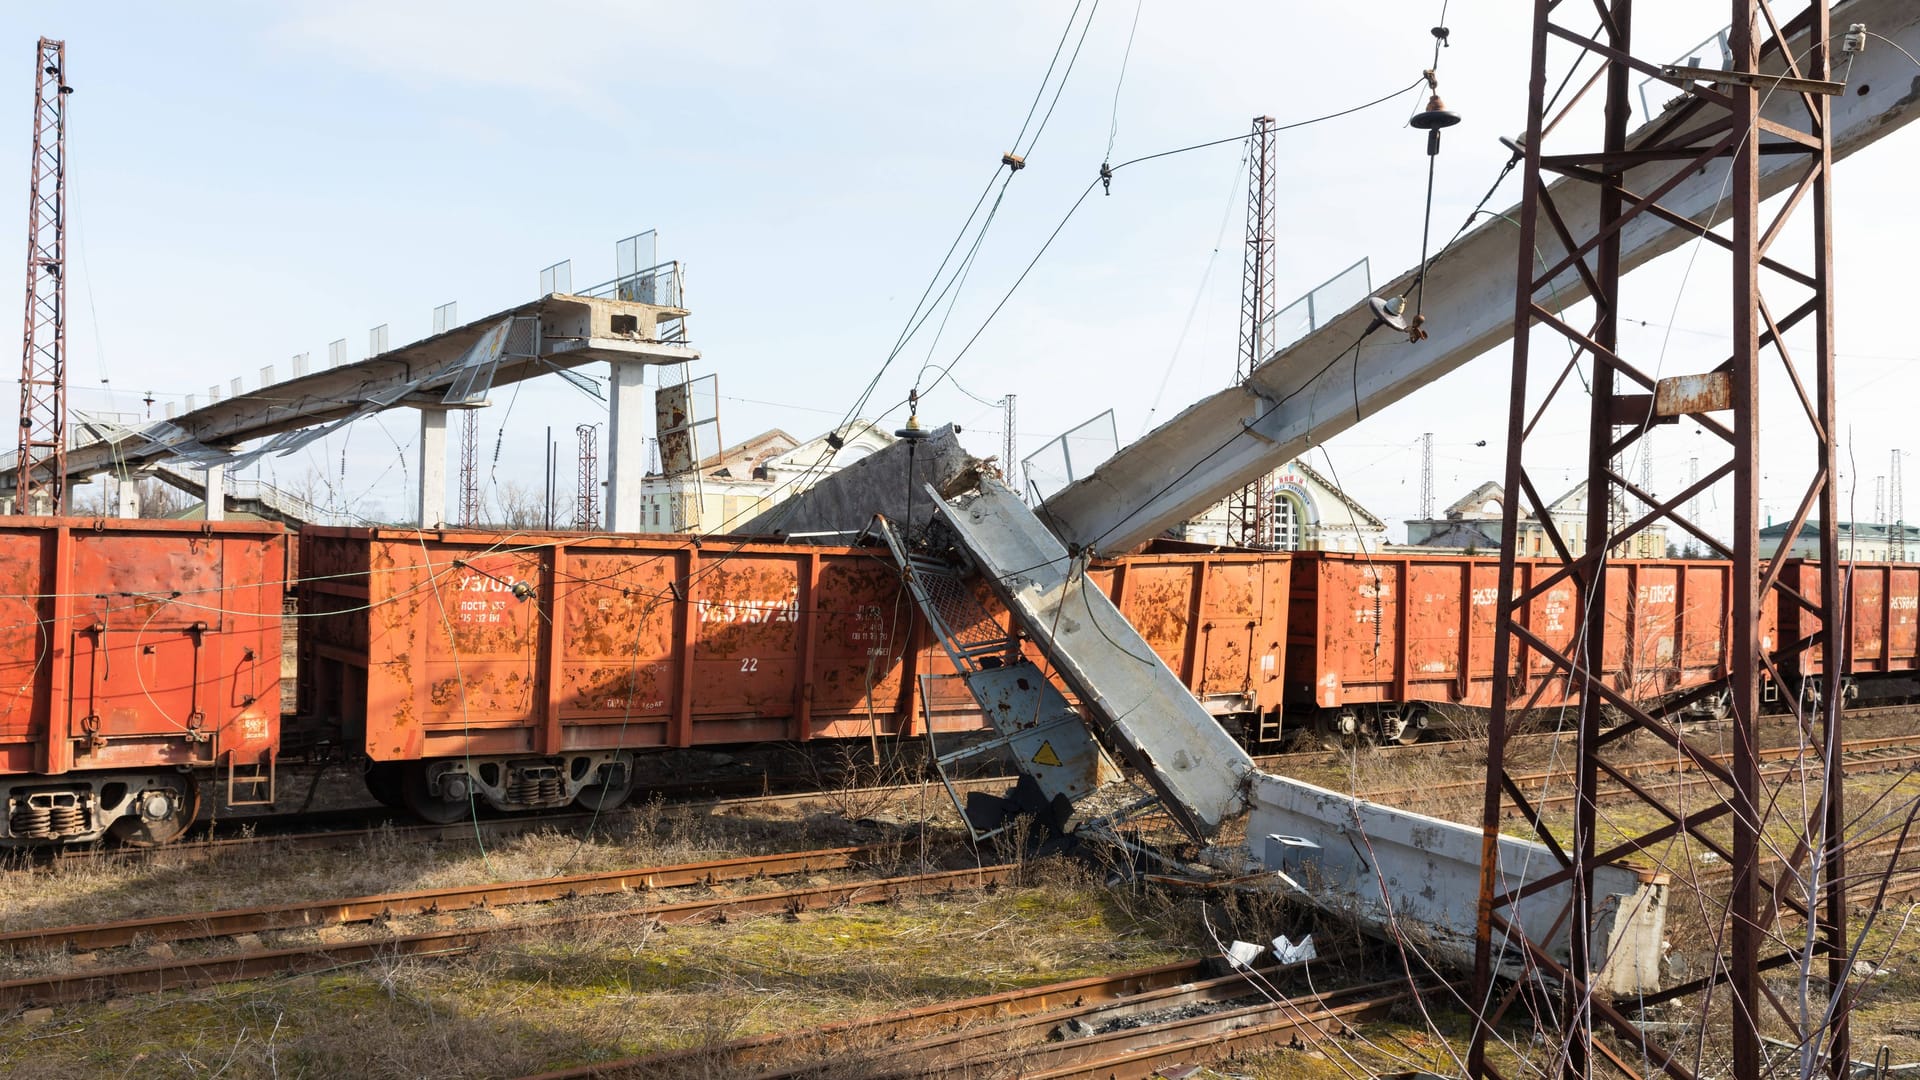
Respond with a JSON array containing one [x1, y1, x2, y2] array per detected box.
[[3, 2, 1914, 541]]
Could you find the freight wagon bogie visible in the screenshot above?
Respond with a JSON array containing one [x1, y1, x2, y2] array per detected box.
[[1, 768, 200, 846], [367, 751, 637, 822]]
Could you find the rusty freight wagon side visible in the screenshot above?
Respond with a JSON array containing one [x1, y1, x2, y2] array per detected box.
[[1286, 553, 1733, 741], [296, 527, 986, 821], [1771, 560, 1920, 706], [0, 517, 286, 846], [1086, 547, 1290, 742]]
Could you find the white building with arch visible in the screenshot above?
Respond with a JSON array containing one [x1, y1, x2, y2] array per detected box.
[[1179, 459, 1387, 552], [637, 420, 895, 533]]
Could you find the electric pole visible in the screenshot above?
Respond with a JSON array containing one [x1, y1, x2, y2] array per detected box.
[[575, 423, 599, 530], [15, 38, 70, 514], [458, 411, 480, 525], [1894, 449, 1905, 561], [1225, 115, 1277, 548], [1419, 432, 1434, 519]]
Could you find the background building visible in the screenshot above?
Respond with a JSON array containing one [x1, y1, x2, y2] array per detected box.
[[1181, 459, 1386, 552], [1402, 480, 1667, 557], [639, 420, 894, 534], [1759, 521, 1920, 561]]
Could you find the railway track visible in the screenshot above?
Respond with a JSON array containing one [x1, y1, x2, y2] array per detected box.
[[1252, 702, 1920, 773], [0, 858, 1015, 1009], [522, 958, 1419, 1080], [2, 846, 886, 957], [1356, 732, 1920, 813], [42, 772, 1016, 864]]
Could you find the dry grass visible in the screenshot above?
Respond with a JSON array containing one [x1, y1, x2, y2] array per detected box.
[[0, 778, 973, 937], [0, 852, 1206, 1079]]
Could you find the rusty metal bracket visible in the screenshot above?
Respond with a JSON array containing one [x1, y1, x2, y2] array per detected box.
[[1663, 64, 1846, 95]]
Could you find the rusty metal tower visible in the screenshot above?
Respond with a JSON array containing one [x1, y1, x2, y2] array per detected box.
[[1225, 115, 1277, 548], [15, 38, 69, 514], [1891, 448, 1905, 560], [1002, 393, 1018, 499], [574, 422, 599, 530], [1471, 5, 1849, 1079], [457, 410, 480, 525]]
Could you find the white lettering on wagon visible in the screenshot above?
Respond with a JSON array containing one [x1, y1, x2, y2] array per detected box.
[[697, 598, 799, 624], [453, 571, 528, 624]]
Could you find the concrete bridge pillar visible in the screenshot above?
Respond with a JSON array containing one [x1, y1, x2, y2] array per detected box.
[[605, 360, 648, 533], [417, 407, 449, 528], [203, 464, 225, 521], [115, 473, 140, 519]]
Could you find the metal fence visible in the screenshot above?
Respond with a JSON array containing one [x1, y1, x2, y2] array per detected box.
[[582, 260, 684, 308], [1020, 410, 1117, 503], [1265, 257, 1371, 356]]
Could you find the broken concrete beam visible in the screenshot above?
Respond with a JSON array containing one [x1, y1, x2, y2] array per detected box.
[[730, 424, 982, 541], [931, 476, 1258, 839], [1248, 771, 1666, 995]]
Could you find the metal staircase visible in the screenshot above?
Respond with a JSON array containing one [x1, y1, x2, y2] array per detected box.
[[874, 517, 1123, 841]]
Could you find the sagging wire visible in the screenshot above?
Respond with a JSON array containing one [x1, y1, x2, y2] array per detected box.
[[918, 76, 1425, 411]]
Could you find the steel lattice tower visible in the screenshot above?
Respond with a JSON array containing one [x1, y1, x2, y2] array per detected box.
[[1471, 5, 1849, 1078], [1419, 432, 1434, 519], [574, 423, 599, 531], [15, 38, 69, 514], [1892, 449, 1905, 560], [1002, 394, 1018, 499], [1225, 116, 1277, 548], [457, 410, 480, 525]]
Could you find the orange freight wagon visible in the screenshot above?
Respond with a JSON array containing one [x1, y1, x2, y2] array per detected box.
[[0, 517, 286, 845], [295, 528, 1301, 822], [296, 527, 993, 821], [1285, 552, 1734, 741], [1770, 560, 1920, 706], [1087, 547, 1290, 742]]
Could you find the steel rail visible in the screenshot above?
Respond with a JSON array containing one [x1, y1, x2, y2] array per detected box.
[[754, 967, 1370, 1080], [919, 979, 1420, 1080], [1252, 703, 1920, 772], [1357, 731, 1920, 809], [0, 864, 1015, 1009], [2, 845, 886, 956], [519, 958, 1262, 1080], [521, 963, 1413, 1080], [49, 773, 1017, 864]]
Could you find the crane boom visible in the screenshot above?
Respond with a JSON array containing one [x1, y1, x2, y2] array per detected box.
[[1040, 0, 1920, 555]]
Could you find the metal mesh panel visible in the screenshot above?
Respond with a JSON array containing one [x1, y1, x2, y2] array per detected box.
[[441, 319, 515, 405], [1020, 410, 1117, 503], [905, 555, 1008, 650], [1267, 257, 1371, 356]]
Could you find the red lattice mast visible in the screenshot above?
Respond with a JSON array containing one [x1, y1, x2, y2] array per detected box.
[[458, 410, 480, 525], [15, 37, 69, 514], [574, 422, 598, 530], [1225, 116, 1277, 547]]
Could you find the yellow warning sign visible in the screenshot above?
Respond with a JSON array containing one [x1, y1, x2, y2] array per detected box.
[[1031, 741, 1063, 768]]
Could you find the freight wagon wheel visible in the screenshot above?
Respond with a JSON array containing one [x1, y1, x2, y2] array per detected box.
[[363, 763, 406, 810], [107, 777, 201, 846], [402, 764, 474, 825], [575, 753, 636, 812], [1387, 706, 1429, 746]]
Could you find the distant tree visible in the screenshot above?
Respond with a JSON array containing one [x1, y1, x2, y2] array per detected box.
[[136, 478, 187, 518], [489, 481, 572, 530]]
